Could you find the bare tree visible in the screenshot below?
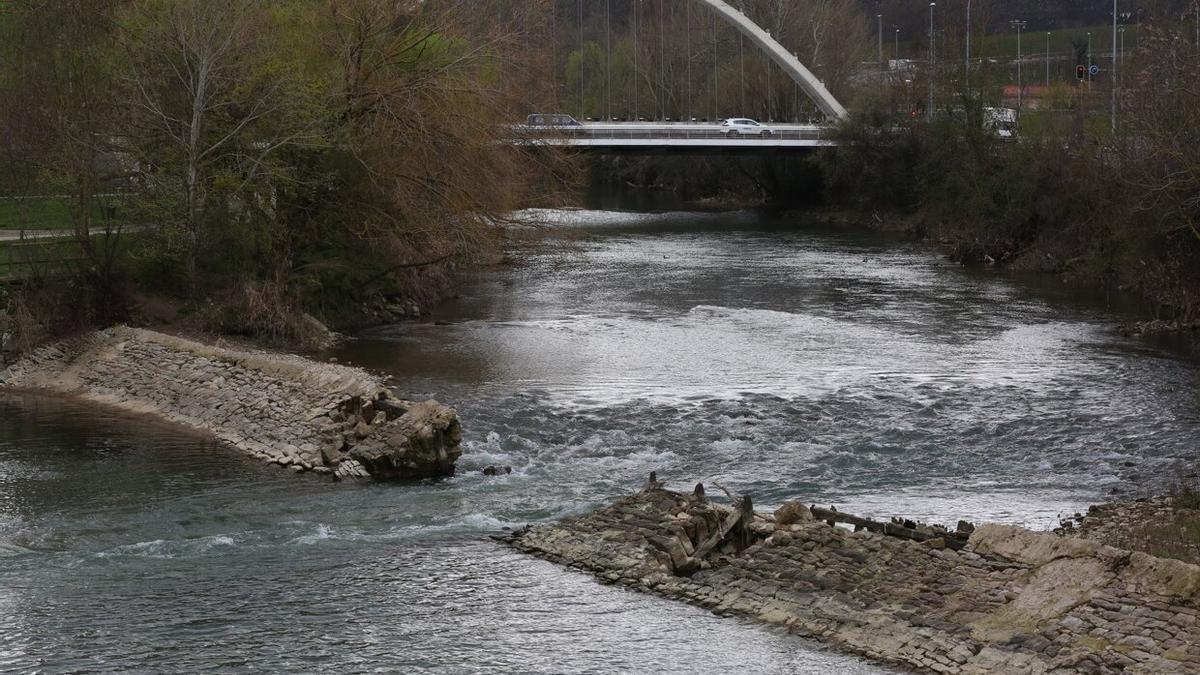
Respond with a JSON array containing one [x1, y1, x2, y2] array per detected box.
[[121, 0, 308, 286], [325, 0, 571, 262]]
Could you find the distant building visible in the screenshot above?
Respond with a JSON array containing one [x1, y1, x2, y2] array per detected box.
[[1001, 84, 1050, 110]]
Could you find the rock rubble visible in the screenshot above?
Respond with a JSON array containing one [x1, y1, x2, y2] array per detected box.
[[506, 482, 1200, 674], [0, 326, 461, 481]]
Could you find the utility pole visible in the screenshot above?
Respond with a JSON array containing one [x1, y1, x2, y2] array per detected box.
[[966, 0, 972, 91], [1011, 20, 1026, 112], [929, 2, 936, 120]]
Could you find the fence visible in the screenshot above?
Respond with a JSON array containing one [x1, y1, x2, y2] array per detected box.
[[0, 238, 88, 284], [515, 125, 828, 143]]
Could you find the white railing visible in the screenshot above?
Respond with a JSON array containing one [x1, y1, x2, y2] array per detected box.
[[512, 126, 828, 143]]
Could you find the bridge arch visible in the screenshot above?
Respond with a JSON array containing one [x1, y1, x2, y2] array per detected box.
[[696, 0, 849, 122]]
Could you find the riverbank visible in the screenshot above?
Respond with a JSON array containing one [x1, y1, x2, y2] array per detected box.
[[507, 481, 1200, 674], [0, 326, 462, 481], [818, 108, 1200, 329]]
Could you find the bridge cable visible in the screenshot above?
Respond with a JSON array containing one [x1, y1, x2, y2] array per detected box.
[[712, 7, 718, 121], [739, 1, 745, 114], [633, 0, 639, 120], [551, 1, 557, 110], [686, 1, 693, 121], [605, 0, 612, 120], [767, 53, 773, 122], [578, 0, 584, 118], [795, 79, 801, 123], [659, 0, 666, 119]]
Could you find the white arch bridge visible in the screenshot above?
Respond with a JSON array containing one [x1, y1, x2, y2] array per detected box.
[[515, 0, 847, 153], [701, 0, 847, 121]]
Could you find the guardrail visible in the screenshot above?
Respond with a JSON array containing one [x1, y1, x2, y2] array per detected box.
[[515, 126, 827, 142]]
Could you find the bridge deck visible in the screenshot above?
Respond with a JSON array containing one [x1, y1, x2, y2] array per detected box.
[[513, 123, 836, 150]]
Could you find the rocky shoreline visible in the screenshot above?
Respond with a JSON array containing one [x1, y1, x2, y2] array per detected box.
[[505, 479, 1200, 674], [0, 326, 462, 481]]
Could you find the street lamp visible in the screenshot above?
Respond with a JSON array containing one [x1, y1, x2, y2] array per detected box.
[[1087, 31, 1093, 89], [1011, 20, 1027, 112], [1112, 0, 1117, 133], [877, 14, 883, 66], [929, 2, 936, 120], [1045, 32, 1051, 88], [878, 13, 884, 88], [895, 28, 900, 61]]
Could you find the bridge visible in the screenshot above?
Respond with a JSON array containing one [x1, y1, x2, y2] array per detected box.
[[514, 122, 833, 154], [514, 0, 848, 154]]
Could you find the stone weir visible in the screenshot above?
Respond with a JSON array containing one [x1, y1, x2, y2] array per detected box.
[[504, 480, 1200, 674], [0, 326, 461, 481]]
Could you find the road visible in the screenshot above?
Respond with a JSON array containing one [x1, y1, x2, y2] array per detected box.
[[0, 226, 144, 242], [0, 229, 77, 242]]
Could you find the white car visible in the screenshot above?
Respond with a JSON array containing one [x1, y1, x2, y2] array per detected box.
[[721, 118, 773, 137]]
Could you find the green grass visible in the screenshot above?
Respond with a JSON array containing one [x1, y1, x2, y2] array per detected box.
[[977, 24, 1139, 62], [0, 195, 132, 230]]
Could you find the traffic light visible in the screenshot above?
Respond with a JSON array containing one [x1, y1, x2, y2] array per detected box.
[[1076, 65, 1086, 81]]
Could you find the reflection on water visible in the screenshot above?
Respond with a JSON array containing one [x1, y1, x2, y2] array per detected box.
[[344, 211, 1200, 523], [2, 208, 1199, 672]]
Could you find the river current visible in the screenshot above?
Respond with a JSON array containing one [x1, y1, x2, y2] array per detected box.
[[2, 208, 1198, 673]]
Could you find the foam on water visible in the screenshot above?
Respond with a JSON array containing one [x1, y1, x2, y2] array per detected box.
[[1, 210, 1198, 672]]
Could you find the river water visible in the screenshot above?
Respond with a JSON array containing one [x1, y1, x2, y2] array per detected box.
[[2, 208, 1199, 673]]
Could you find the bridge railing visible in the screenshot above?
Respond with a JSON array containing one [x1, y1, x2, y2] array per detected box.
[[514, 126, 827, 142]]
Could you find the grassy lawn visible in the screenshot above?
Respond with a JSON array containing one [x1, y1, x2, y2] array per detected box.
[[895, 24, 1140, 63], [977, 24, 1139, 61], [0, 195, 133, 230]]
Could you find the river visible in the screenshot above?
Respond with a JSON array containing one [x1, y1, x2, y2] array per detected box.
[[2, 207, 1198, 673]]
